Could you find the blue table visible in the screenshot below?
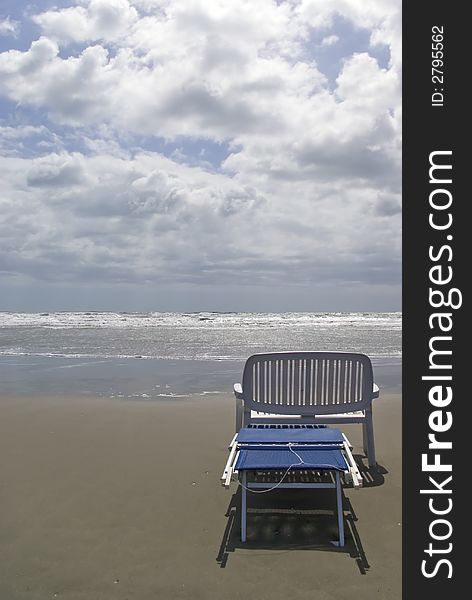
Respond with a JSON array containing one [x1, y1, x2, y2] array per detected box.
[[234, 427, 349, 546]]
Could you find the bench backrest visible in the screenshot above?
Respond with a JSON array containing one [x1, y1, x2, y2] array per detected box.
[[242, 352, 374, 415]]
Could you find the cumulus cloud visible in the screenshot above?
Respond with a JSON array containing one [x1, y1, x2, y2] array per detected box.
[[32, 0, 139, 44], [0, 0, 402, 303], [0, 1, 399, 139], [26, 152, 87, 187], [1, 150, 270, 283], [0, 17, 19, 37], [0, 147, 400, 286], [0, 125, 61, 157], [321, 34, 339, 46]]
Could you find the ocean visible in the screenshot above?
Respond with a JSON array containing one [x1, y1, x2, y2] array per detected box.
[[0, 312, 401, 398]]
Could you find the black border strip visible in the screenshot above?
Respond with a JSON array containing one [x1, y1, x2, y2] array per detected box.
[[403, 2, 466, 595]]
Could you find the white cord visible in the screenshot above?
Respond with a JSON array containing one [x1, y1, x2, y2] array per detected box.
[[238, 443, 308, 494]]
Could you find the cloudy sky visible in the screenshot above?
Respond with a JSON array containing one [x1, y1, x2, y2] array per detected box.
[[0, 0, 401, 312]]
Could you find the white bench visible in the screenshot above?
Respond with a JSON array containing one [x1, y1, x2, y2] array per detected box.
[[233, 352, 379, 466]]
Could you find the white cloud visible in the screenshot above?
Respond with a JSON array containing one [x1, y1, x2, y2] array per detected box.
[[321, 34, 339, 46], [0, 125, 49, 139], [1, 151, 266, 283], [0, 0, 402, 300], [0, 17, 19, 37], [0, 1, 400, 141], [32, 0, 139, 44], [0, 125, 60, 157], [0, 147, 400, 287], [298, 0, 401, 68], [0, 38, 121, 125], [26, 152, 87, 187]]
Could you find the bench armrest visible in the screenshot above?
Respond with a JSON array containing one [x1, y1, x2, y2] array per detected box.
[[372, 383, 380, 399], [234, 384, 244, 431]]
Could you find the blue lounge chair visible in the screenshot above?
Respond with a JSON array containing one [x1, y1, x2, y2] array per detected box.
[[223, 425, 360, 546]]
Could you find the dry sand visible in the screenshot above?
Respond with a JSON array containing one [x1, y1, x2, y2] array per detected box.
[[1, 392, 401, 600]]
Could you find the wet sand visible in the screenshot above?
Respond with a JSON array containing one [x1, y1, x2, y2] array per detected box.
[[0, 391, 401, 599]]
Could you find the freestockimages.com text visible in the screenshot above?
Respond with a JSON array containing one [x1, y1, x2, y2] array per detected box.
[[420, 150, 461, 579]]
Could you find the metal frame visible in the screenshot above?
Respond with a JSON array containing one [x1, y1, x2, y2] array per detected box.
[[239, 469, 345, 546], [221, 429, 361, 547], [221, 433, 362, 491]]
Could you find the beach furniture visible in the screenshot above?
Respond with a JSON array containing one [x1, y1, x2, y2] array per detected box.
[[221, 425, 362, 546], [233, 352, 379, 466]]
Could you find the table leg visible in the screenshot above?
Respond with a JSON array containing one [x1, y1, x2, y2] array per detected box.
[[336, 471, 345, 547], [241, 471, 247, 542]]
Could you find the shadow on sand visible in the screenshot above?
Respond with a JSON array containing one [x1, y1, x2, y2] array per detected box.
[[217, 459, 388, 575]]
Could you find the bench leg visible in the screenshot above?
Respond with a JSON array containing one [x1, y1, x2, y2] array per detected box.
[[241, 472, 247, 542], [336, 472, 345, 547], [235, 395, 243, 432], [363, 409, 376, 466]]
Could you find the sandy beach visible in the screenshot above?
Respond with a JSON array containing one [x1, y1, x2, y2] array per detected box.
[[0, 389, 401, 600]]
